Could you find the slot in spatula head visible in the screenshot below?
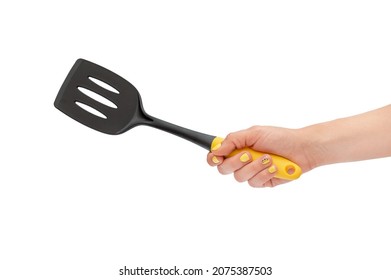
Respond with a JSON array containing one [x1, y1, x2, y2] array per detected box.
[[54, 59, 148, 135]]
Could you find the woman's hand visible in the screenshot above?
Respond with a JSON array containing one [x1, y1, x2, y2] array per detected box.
[[207, 126, 315, 187]]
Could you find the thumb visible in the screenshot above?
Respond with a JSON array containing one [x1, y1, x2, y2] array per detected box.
[[212, 130, 252, 157]]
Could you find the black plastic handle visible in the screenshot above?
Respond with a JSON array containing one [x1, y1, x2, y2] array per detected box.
[[145, 116, 216, 150]]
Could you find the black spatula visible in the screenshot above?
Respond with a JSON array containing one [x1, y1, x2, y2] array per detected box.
[[54, 59, 301, 180]]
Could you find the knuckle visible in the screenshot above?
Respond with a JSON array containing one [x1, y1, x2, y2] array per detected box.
[[248, 125, 260, 131], [234, 172, 246, 183], [217, 165, 228, 175], [247, 179, 259, 188], [263, 179, 275, 188], [225, 132, 235, 140]]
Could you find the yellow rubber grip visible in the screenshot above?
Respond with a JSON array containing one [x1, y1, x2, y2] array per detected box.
[[211, 137, 302, 180]]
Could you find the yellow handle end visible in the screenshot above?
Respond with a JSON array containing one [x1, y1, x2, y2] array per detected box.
[[211, 137, 302, 180]]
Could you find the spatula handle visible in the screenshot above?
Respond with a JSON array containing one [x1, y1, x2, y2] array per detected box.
[[147, 117, 301, 180], [211, 137, 302, 180]]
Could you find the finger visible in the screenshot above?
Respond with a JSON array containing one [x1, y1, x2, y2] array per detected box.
[[247, 165, 278, 188], [217, 151, 252, 175], [262, 178, 289, 188], [206, 153, 224, 166], [233, 154, 272, 182]]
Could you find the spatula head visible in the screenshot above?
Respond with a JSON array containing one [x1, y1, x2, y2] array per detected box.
[[54, 59, 147, 135]]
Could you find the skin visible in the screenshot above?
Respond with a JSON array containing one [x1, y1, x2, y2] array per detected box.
[[207, 105, 391, 188]]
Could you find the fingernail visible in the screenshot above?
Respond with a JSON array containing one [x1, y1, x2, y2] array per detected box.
[[268, 165, 277, 173], [212, 156, 220, 164], [261, 156, 270, 165], [211, 143, 221, 151], [240, 153, 250, 163]]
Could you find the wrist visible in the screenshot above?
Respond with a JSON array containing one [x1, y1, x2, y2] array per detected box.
[[297, 123, 331, 169]]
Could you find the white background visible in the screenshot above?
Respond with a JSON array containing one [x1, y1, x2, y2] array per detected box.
[[1, 1, 390, 279]]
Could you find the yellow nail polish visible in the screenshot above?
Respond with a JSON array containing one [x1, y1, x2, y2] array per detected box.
[[211, 143, 221, 151], [268, 165, 277, 173], [261, 157, 270, 165], [212, 156, 220, 164], [240, 153, 250, 163]]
